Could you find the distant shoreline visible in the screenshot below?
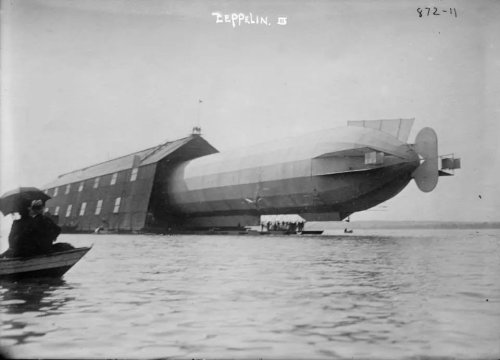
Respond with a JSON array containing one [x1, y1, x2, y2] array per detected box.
[[307, 221, 500, 230]]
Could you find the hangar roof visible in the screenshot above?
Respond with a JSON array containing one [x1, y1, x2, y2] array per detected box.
[[43, 135, 217, 189]]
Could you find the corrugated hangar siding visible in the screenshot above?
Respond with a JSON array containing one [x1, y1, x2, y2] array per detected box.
[[44, 163, 157, 232], [42, 135, 218, 232]]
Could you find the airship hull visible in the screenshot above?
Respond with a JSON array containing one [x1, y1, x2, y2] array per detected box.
[[166, 126, 420, 227]]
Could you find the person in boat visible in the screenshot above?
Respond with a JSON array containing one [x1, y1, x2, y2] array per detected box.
[[29, 199, 62, 253], [31, 200, 75, 253], [1, 200, 67, 258]]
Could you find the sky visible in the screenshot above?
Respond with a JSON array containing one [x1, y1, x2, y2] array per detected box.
[[1, 0, 499, 236]]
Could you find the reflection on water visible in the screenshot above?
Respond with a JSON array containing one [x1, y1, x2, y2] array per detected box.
[[2, 279, 70, 313], [0, 278, 73, 348], [1, 230, 499, 359]]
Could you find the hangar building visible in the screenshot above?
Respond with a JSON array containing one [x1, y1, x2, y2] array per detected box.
[[43, 134, 217, 232]]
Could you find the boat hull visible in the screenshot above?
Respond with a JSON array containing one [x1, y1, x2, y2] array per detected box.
[[0, 247, 91, 280]]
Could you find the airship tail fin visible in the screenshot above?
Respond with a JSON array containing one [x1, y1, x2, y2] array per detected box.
[[347, 118, 415, 142], [412, 127, 439, 192]]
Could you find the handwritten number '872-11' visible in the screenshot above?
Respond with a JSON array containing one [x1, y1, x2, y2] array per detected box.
[[417, 7, 458, 18]]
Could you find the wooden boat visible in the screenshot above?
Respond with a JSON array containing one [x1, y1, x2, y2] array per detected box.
[[0, 247, 91, 280]]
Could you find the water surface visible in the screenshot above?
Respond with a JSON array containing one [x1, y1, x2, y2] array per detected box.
[[1, 229, 499, 358]]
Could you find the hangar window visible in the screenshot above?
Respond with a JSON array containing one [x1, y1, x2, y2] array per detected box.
[[130, 168, 138, 182], [113, 197, 121, 213], [54, 206, 60, 216], [94, 177, 100, 189], [65, 204, 73, 217], [54, 187, 59, 197], [95, 199, 103, 215], [65, 184, 71, 194], [79, 202, 87, 216], [110, 172, 118, 185], [78, 182, 84, 192]]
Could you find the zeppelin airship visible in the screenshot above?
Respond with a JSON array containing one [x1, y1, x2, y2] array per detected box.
[[165, 118, 460, 228], [43, 119, 460, 232]]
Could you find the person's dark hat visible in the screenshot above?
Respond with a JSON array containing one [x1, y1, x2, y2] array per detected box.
[[30, 199, 44, 210]]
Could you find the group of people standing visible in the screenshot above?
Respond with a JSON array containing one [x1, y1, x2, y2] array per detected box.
[[261, 220, 305, 233], [1, 200, 63, 258]]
